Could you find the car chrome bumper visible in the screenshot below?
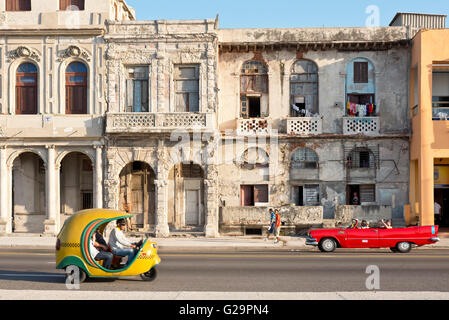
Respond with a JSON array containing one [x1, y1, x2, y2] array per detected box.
[[430, 237, 440, 242], [305, 237, 318, 246]]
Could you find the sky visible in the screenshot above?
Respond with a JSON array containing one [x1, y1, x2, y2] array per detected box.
[[125, 0, 449, 29]]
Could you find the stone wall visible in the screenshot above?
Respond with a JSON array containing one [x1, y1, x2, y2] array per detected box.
[[334, 205, 393, 226]]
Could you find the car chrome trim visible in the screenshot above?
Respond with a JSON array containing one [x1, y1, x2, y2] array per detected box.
[[430, 237, 440, 242]]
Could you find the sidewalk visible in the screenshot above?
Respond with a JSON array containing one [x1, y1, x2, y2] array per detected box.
[[0, 235, 448, 251]]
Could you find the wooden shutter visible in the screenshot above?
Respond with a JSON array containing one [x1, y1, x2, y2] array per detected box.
[[7, 0, 31, 11], [16, 73, 37, 115], [354, 62, 368, 83], [304, 185, 319, 205], [360, 185, 375, 203], [241, 185, 254, 206], [254, 185, 269, 203]]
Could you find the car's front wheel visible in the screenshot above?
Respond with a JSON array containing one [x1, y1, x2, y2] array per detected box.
[[396, 241, 412, 253], [140, 267, 157, 281], [319, 238, 337, 253]]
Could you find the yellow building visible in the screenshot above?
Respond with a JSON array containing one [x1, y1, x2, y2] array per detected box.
[[410, 27, 449, 227]]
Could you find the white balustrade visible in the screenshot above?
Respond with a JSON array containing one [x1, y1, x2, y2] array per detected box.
[[287, 117, 322, 135], [343, 117, 379, 135]]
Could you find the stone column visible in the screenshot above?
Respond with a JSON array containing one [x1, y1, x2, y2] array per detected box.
[[154, 179, 170, 237], [44, 145, 57, 235], [204, 179, 219, 238], [94, 146, 104, 209], [0, 146, 11, 234]]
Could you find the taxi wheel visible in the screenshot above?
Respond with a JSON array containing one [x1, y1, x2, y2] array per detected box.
[[140, 267, 157, 281], [396, 242, 412, 253], [319, 238, 336, 253], [65, 265, 87, 284]]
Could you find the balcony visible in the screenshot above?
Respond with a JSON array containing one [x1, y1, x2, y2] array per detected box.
[[287, 117, 322, 135], [105, 112, 215, 133], [343, 117, 379, 136], [237, 118, 271, 135], [0, 114, 104, 138]]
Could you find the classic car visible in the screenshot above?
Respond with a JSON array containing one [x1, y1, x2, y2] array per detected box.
[[306, 220, 440, 253]]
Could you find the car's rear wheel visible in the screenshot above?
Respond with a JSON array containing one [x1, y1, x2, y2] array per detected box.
[[65, 265, 87, 284], [396, 241, 412, 253], [140, 267, 157, 281], [319, 238, 337, 253]]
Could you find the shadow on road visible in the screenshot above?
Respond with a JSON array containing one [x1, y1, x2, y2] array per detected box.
[[0, 270, 117, 284]]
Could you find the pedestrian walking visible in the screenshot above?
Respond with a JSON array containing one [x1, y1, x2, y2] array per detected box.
[[273, 209, 282, 244], [263, 208, 276, 241]]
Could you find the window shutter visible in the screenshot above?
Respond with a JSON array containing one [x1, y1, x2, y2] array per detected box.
[[360, 185, 375, 203], [254, 185, 269, 203], [126, 79, 134, 112], [354, 62, 368, 83], [304, 185, 319, 205]]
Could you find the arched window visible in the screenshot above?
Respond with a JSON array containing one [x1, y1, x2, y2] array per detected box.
[[60, 0, 85, 10], [66, 62, 88, 114], [346, 58, 376, 116], [16, 63, 38, 115], [241, 147, 269, 168], [6, 0, 31, 11], [291, 148, 319, 169], [290, 60, 319, 117], [240, 60, 268, 118]]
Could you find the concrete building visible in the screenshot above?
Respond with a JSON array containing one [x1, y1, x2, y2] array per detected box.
[[408, 17, 449, 227], [216, 27, 411, 235], [1, 4, 441, 236], [0, 0, 135, 234]]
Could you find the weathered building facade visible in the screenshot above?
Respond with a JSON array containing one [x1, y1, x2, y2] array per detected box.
[[0, 0, 134, 234], [216, 28, 411, 234], [0, 2, 422, 236]]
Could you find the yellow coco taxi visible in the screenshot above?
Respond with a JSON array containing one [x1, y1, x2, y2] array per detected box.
[[56, 209, 161, 283]]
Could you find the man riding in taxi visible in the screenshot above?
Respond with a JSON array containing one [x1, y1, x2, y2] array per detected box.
[[108, 219, 138, 268]]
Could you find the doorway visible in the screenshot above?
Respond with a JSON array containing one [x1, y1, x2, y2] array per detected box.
[[434, 189, 449, 226]]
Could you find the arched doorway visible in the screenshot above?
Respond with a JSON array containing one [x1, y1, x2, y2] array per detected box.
[[12, 152, 45, 233], [168, 162, 205, 230], [60, 152, 93, 226], [119, 162, 155, 230]]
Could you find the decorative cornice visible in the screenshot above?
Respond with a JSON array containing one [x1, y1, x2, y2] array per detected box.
[[58, 45, 91, 62], [7, 46, 40, 62]]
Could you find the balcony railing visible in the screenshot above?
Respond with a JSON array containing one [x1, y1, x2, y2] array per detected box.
[[237, 118, 271, 135], [106, 112, 214, 133], [287, 117, 322, 135], [343, 117, 379, 135]]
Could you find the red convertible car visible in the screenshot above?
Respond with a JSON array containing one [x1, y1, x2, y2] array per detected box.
[[306, 221, 440, 253]]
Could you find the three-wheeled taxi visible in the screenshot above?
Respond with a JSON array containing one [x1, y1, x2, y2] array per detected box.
[[56, 209, 161, 283]]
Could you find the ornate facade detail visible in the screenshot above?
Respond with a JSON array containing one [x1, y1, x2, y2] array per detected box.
[[8, 46, 40, 62], [58, 45, 91, 62]]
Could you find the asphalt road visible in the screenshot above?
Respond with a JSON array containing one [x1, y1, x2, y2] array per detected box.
[[0, 248, 448, 292]]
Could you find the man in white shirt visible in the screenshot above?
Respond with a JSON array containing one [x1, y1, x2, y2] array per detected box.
[[435, 202, 442, 225], [90, 232, 113, 269], [108, 219, 137, 267]]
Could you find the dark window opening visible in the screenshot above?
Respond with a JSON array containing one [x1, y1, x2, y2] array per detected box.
[[6, 0, 31, 11], [347, 148, 375, 169], [241, 185, 269, 207], [81, 192, 93, 210], [294, 185, 319, 206], [347, 185, 375, 205], [248, 97, 261, 118]]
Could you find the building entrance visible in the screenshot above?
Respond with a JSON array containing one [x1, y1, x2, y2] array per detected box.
[[434, 188, 449, 227]]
